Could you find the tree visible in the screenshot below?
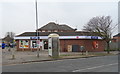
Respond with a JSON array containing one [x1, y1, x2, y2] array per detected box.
[[5, 32, 15, 38], [3, 32, 15, 43], [83, 16, 117, 54]]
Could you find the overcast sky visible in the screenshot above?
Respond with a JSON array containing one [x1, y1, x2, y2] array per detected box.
[[0, 0, 119, 38]]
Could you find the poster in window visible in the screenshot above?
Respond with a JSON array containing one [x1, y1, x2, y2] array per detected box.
[[19, 40, 29, 48]]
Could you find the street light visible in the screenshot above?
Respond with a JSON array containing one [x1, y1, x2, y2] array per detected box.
[[35, 0, 39, 57]]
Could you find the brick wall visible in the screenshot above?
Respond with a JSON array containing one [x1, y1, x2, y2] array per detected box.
[[16, 39, 105, 52], [60, 39, 105, 52]]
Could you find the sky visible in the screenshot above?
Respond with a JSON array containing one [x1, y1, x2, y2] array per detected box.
[[0, 0, 119, 38]]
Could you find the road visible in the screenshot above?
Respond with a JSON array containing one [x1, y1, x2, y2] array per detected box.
[[2, 55, 118, 72]]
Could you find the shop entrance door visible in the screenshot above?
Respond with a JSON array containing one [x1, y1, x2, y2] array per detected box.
[[31, 40, 37, 48], [44, 40, 48, 50]]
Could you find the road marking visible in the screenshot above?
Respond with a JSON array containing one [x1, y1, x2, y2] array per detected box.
[[72, 63, 118, 72]]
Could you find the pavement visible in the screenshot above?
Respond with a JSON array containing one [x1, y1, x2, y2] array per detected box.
[[2, 47, 119, 66]]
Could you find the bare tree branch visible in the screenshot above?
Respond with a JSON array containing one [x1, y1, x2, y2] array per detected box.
[[83, 16, 115, 54]]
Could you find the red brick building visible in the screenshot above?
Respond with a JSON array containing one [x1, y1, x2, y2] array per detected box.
[[14, 22, 106, 52], [111, 33, 120, 50], [113, 33, 120, 42]]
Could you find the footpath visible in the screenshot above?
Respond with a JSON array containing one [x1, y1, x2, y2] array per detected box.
[[2, 48, 119, 66]]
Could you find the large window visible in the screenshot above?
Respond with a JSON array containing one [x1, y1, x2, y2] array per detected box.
[[19, 40, 29, 48], [31, 40, 37, 48]]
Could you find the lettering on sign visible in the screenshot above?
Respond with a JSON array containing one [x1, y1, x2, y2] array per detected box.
[[30, 37, 40, 39], [91, 36, 98, 39]]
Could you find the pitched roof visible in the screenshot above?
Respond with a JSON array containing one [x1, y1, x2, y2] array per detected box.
[[2, 35, 14, 42], [16, 31, 100, 37], [37, 22, 75, 31], [59, 25, 75, 31], [113, 33, 120, 37]]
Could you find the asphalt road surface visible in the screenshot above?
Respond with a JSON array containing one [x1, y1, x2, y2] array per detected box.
[[3, 55, 118, 72]]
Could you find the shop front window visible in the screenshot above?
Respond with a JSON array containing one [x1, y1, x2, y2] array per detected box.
[[19, 40, 29, 48]]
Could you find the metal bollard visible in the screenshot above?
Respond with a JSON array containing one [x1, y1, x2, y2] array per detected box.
[[8, 48, 11, 52], [86, 51, 88, 56], [11, 48, 15, 59]]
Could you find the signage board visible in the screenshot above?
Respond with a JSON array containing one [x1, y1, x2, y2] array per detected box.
[[15, 36, 102, 39], [30, 37, 40, 39], [91, 36, 98, 39]]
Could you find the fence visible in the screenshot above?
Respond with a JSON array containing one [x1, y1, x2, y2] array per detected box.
[[109, 41, 120, 51]]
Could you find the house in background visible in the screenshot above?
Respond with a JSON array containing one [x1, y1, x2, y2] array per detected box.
[[110, 33, 120, 50], [2, 35, 14, 44], [14, 22, 106, 52], [0, 35, 14, 47]]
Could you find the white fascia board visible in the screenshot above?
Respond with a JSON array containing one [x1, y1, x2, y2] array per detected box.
[[40, 36, 48, 39], [59, 36, 102, 39], [59, 36, 76, 39], [14, 36, 102, 40], [14, 37, 30, 39], [98, 37, 102, 39]]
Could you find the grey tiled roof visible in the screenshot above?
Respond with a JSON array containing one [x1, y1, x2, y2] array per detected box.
[[2, 35, 14, 42], [59, 25, 75, 31], [37, 22, 75, 31]]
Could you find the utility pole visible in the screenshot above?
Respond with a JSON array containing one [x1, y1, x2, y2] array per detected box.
[[35, 0, 39, 57]]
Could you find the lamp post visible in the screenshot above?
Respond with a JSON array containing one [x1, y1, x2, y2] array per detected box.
[[35, 0, 39, 57]]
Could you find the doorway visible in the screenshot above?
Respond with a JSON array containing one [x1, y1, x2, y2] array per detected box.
[[44, 40, 48, 49]]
